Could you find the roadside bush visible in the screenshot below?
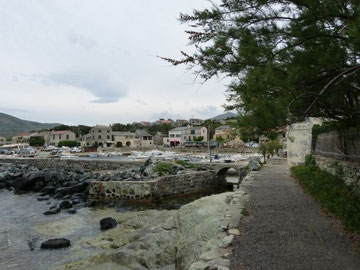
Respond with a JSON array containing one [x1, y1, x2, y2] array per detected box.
[[291, 165, 360, 233], [58, 141, 79, 147], [154, 162, 173, 176], [304, 154, 316, 167]]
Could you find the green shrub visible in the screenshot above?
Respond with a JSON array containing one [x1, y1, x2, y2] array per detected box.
[[58, 141, 79, 147], [175, 160, 195, 168], [154, 162, 173, 176], [291, 165, 360, 233], [29, 136, 45, 147], [304, 154, 316, 167], [333, 162, 344, 178]]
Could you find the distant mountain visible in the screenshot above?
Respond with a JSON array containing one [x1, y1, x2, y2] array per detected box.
[[209, 112, 237, 121], [0, 112, 61, 137]]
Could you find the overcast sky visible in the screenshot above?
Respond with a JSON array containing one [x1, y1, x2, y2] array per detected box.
[[0, 0, 229, 126]]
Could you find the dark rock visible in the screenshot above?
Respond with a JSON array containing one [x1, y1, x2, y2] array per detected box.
[[40, 238, 70, 249], [0, 182, 6, 189], [67, 209, 77, 214], [40, 186, 56, 194], [100, 217, 118, 231], [33, 181, 44, 192], [69, 183, 85, 194], [59, 200, 72, 209], [12, 177, 30, 193], [43, 208, 60, 215], [28, 171, 44, 183]]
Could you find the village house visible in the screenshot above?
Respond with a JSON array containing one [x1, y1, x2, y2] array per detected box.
[[155, 119, 175, 126], [12, 132, 36, 144], [30, 130, 76, 146], [175, 119, 188, 126], [166, 126, 208, 147], [112, 131, 135, 148], [134, 129, 153, 147], [189, 118, 204, 126], [213, 125, 232, 140], [0, 136, 6, 146], [87, 125, 113, 148]]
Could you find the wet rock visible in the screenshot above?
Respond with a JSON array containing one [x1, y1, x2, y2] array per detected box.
[[12, 177, 30, 193], [100, 217, 118, 231], [59, 200, 72, 209], [40, 238, 70, 249], [43, 208, 60, 215]]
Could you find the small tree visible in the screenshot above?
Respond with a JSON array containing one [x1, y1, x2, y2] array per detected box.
[[268, 139, 283, 157], [258, 143, 268, 163], [29, 136, 45, 147], [58, 141, 79, 147], [216, 136, 225, 144], [193, 136, 204, 142]]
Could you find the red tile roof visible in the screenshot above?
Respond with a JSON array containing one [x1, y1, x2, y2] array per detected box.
[[51, 130, 72, 135], [15, 132, 31, 137]]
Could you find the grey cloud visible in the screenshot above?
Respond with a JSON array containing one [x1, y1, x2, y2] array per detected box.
[[67, 32, 97, 49], [44, 71, 127, 103]]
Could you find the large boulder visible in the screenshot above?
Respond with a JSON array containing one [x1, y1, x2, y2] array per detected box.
[[248, 159, 261, 171], [100, 217, 118, 231], [40, 238, 70, 249], [12, 177, 30, 193], [41, 185, 56, 195]]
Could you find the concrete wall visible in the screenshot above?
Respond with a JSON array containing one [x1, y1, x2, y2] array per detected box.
[[287, 118, 322, 166], [89, 171, 221, 202], [0, 158, 144, 172]]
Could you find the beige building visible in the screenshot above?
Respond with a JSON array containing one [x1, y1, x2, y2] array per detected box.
[[134, 130, 153, 147], [0, 136, 6, 146], [12, 132, 35, 144], [189, 118, 204, 126], [48, 130, 76, 146], [31, 130, 76, 146], [213, 125, 232, 140], [88, 125, 113, 147], [112, 131, 135, 148]]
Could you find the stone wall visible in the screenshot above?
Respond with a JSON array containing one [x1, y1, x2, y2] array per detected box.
[[89, 171, 222, 202], [0, 158, 144, 172], [315, 155, 360, 190]]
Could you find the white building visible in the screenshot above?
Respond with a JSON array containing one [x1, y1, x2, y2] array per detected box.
[[167, 126, 208, 146]]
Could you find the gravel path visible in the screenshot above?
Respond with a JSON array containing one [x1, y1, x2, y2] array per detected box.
[[230, 164, 360, 270]]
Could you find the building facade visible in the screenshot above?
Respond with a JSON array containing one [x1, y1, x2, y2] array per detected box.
[[167, 126, 208, 146], [0, 136, 6, 146], [134, 130, 153, 147], [112, 131, 135, 148], [88, 125, 113, 147]]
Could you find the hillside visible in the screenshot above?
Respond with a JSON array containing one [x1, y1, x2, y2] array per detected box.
[[209, 112, 237, 121], [0, 112, 61, 138]]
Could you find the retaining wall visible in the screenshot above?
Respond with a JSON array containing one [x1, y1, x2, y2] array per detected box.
[[0, 158, 144, 172], [315, 155, 360, 189], [89, 171, 221, 201]]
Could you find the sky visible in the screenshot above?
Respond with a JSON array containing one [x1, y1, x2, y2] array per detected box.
[[0, 0, 229, 126]]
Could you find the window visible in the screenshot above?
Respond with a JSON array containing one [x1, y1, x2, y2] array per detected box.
[[149, 136, 152, 140], [98, 135, 101, 139], [66, 135, 69, 140], [170, 134, 174, 138], [59, 135, 61, 140], [107, 130, 110, 133], [143, 136, 148, 140], [191, 130, 195, 135], [107, 135, 110, 139], [53, 135, 55, 140]]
